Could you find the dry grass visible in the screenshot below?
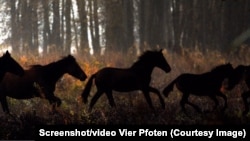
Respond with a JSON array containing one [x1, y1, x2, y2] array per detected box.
[[1, 46, 250, 139]]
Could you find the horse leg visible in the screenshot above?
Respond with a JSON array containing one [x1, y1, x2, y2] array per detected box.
[[105, 90, 116, 108], [142, 90, 154, 110], [209, 95, 219, 111], [181, 93, 202, 113], [0, 96, 10, 114], [89, 90, 104, 112], [53, 96, 62, 112], [242, 91, 250, 116], [215, 91, 227, 112], [180, 93, 188, 114], [48, 95, 62, 113], [52, 96, 62, 107], [186, 101, 202, 113], [149, 86, 165, 109]]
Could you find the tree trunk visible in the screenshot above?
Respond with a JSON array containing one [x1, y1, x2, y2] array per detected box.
[[51, 0, 61, 51], [31, 0, 38, 53], [76, 0, 88, 53], [65, 0, 72, 54], [42, 0, 50, 55], [10, 0, 19, 52], [93, 0, 100, 55]]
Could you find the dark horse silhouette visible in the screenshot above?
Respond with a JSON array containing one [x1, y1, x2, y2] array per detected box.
[[163, 63, 234, 113], [0, 51, 24, 80], [0, 55, 87, 114], [82, 49, 171, 112], [226, 65, 250, 115]]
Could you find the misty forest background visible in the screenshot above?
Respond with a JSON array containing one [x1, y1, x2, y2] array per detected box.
[[1, 0, 249, 55], [1, 0, 250, 139]]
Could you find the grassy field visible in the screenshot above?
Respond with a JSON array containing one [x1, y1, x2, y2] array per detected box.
[[1, 46, 250, 139]]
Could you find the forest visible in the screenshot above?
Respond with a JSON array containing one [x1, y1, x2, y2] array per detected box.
[[0, 0, 249, 55], [0, 0, 250, 140]]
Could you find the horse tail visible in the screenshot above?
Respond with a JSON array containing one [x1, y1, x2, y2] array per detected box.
[[82, 74, 96, 104], [163, 78, 177, 97]]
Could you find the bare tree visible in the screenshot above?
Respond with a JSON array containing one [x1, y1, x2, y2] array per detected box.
[[77, 0, 88, 52], [65, 0, 72, 53]]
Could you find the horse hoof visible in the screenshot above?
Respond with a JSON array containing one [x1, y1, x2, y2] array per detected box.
[[242, 111, 248, 116], [195, 108, 202, 113], [88, 108, 92, 113], [162, 105, 165, 109], [221, 107, 227, 112], [204, 109, 212, 113]]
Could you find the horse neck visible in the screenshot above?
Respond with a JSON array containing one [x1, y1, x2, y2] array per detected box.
[[44, 61, 67, 82], [209, 71, 229, 82], [230, 69, 245, 85], [130, 61, 155, 76], [0, 58, 7, 80], [0, 72, 5, 81]]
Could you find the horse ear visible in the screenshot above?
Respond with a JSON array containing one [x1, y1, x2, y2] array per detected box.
[[67, 54, 75, 59], [160, 48, 168, 55], [68, 54, 74, 58], [227, 62, 233, 67], [5, 50, 10, 56]]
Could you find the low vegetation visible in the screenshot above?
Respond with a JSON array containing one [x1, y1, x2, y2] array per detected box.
[[1, 46, 250, 139]]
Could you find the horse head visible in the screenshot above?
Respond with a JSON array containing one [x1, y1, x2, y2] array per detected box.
[[63, 55, 87, 81], [153, 49, 171, 73], [226, 65, 248, 90], [0, 50, 24, 76]]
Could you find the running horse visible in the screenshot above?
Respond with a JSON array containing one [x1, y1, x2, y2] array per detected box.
[[226, 65, 250, 115], [82, 49, 171, 112], [0, 54, 87, 114], [163, 63, 234, 114]]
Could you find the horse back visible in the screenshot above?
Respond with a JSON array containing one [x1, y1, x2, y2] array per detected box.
[[94, 67, 150, 91], [175, 73, 223, 93]]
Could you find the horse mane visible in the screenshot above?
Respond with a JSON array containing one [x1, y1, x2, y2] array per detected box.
[[58, 54, 75, 62], [29, 64, 43, 69], [235, 65, 247, 70], [29, 55, 75, 70], [130, 50, 163, 70], [137, 50, 160, 62], [210, 63, 231, 73]]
